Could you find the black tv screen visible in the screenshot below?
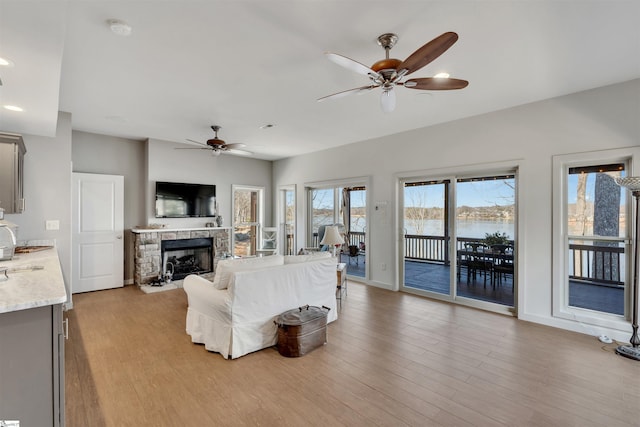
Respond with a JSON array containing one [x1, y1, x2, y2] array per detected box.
[[155, 181, 216, 218]]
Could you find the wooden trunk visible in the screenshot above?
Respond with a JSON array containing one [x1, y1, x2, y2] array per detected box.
[[275, 305, 329, 357]]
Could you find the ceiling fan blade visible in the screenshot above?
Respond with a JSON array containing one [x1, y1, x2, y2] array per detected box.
[[318, 85, 378, 102], [177, 141, 211, 150], [224, 142, 247, 150], [325, 52, 380, 78], [380, 89, 396, 113], [186, 139, 209, 146], [225, 148, 253, 156], [403, 77, 469, 90], [397, 32, 459, 76]]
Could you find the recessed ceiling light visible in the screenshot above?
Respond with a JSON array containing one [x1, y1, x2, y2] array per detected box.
[[4, 105, 24, 112], [434, 72, 450, 78], [0, 56, 15, 67], [108, 19, 132, 36]]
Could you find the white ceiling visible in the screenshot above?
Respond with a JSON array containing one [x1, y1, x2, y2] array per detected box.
[[1, 1, 639, 161]]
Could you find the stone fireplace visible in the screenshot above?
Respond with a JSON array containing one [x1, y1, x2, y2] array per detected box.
[[132, 227, 230, 286]]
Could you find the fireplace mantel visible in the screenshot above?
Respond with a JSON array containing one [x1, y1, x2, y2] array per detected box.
[[132, 227, 230, 286], [132, 226, 231, 234]]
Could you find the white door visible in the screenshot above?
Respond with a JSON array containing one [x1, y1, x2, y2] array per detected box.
[[72, 173, 124, 293]]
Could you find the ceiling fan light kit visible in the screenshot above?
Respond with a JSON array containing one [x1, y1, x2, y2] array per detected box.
[[319, 31, 469, 112]]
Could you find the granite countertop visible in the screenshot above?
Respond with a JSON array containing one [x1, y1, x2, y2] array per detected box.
[[0, 247, 67, 314]]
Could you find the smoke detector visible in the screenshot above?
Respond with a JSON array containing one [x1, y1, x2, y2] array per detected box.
[[108, 19, 132, 36]]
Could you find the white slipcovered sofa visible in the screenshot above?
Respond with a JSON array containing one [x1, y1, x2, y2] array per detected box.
[[183, 254, 338, 359]]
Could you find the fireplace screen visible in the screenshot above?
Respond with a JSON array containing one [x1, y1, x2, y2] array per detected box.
[[161, 238, 214, 280]]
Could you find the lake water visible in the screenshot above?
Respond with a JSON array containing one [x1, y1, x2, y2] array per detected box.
[[404, 219, 514, 239], [316, 217, 514, 240]]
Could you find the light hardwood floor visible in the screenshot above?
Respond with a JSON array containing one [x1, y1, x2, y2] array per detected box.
[[65, 281, 639, 426]]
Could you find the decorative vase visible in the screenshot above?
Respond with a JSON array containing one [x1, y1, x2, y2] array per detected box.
[[216, 215, 223, 227]]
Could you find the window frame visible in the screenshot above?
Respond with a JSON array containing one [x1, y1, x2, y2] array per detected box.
[[396, 160, 521, 316], [231, 184, 265, 257], [552, 147, 640, 330], [305, 176, 370, 279]]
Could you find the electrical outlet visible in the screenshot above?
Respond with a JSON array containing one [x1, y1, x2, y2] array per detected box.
[[45, 220, 60, 230], [381, 263, 387, 271]]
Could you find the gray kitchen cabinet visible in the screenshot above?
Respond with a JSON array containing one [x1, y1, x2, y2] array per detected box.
[[0, 133, 26, 214], [0, 304, 65, 426]]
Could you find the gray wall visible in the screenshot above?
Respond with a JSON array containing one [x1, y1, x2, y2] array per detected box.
[[145, 138, 274, 229], [273, 79, 640, 341], [71, 131, 147, 283], [70, 133, 274, 283], [4, 111, 73, 300]]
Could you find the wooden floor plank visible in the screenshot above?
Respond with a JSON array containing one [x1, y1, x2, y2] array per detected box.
[[65, 281, 640, 426]]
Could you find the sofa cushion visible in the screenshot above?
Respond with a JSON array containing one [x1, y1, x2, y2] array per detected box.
[[284, 251, 332, 264], [212, 255, 284, 290]]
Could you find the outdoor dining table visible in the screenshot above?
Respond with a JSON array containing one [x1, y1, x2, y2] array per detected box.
[[457, 247, 514, 286]]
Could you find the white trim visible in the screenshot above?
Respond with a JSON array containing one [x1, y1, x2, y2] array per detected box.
[[305, 175, 369, 189], [551, 146, 640, 334]]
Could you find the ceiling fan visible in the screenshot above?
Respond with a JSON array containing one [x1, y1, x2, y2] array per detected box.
[[318, 32, 469, 112], [178, 125, 252, 156]]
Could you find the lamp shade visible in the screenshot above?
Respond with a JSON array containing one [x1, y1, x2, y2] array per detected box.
[[615, 176, 640, 192], [320, 225, 344, 246]]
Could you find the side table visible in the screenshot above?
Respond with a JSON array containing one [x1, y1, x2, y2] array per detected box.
[[336, 262, 347, 309]]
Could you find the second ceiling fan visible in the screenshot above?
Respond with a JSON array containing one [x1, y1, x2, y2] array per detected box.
[[178, 126, 253, 157], [318, 32, 469, 112]]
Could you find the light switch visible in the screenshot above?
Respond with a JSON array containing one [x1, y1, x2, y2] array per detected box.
[[45, 220, 60, 230]]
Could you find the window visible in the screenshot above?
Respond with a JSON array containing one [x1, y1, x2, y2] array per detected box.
[[232, 185, 264, 257], [566, 164, 626, 315], [279, 185, 296, 255], [553, 147, 640, 330]]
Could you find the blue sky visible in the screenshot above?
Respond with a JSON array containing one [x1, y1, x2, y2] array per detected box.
[[404, 178, 515, 208]]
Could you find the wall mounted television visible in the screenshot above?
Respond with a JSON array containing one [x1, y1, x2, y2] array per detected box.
[[155, 181, 216, 218]]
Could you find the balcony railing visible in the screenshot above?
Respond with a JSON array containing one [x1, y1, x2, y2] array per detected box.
[[402, 234, 625, 288], [568, 239, 625, 287], [307, 231, 625, 288], [311, 231, 366, 248]]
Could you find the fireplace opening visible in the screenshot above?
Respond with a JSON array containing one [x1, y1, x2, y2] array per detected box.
[[161, 238, 214, 281]]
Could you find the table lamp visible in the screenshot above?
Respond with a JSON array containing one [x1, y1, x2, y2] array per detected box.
[[320, 225, 344, 259], [615, 176, 640, 361]]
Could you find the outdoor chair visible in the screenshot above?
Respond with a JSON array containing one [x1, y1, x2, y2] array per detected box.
[[491, 244, 514, 290], [347, 245, 360, 265], [465, 243, 493, 287]]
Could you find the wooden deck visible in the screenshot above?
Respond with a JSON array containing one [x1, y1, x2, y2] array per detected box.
[[341, 255, 623, 314]]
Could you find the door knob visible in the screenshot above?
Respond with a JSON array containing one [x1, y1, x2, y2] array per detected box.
[[116, 235, 123, 239]]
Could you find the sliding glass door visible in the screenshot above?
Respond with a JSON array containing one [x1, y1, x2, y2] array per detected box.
[[455, 175, 515, 307], [403, 180, 450, 295], [401, 172, 517, 310], [307, 182, 368, 278]]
